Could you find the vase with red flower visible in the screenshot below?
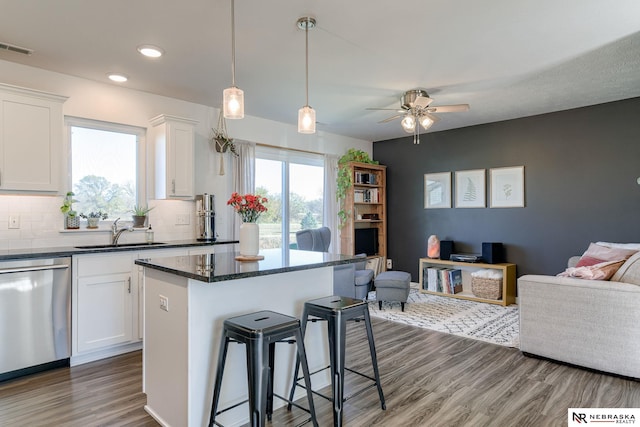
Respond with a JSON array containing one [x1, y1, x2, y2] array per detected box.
[[227, 192, 269, 257]]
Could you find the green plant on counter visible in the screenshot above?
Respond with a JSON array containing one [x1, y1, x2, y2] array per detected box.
[[79, 211, 108, 220], [337, 149, 378, 226], [130, 204, 155, 216], [60, 191, 78, 216]]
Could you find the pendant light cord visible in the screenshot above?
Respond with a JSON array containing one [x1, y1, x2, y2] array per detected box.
[[230, 0, 236, 87], [305, 20, 309, 107]]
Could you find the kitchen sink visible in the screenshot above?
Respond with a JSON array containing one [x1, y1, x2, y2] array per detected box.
[[75, 242, 167, 249]]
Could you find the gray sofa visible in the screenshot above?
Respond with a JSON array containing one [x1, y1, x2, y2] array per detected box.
[[518, 252, 640, 378]]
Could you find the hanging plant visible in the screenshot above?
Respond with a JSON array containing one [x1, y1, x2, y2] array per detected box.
[[337, 149, 378, 226], [210, 110, 238, 156]]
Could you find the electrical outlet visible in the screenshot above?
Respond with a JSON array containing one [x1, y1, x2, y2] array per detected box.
[[8, 215, 20, 229], [175, 214, 190, 225], [386, 259, 392, 269], [159, 295, 169, 312]]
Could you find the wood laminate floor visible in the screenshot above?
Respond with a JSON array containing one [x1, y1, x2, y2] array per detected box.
[[1, 317, 639, 427]]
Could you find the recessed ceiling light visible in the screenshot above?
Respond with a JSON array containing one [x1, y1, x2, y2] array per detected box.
[[107, 73, 128, 83], [137, 45, 164, 58]]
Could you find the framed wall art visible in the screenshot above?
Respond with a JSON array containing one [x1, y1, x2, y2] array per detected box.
[[455, 169, 486, 208], [424, 172, 451, 209], [490, 166, 525, 208]]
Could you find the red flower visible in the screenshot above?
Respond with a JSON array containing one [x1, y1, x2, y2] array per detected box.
[[227, 192, 269, 223]]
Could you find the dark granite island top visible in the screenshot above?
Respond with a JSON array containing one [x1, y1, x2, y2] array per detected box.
[[134, 248, 362, 283]]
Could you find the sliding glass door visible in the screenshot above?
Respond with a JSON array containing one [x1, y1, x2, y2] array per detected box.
[[255, 146, 324, 249]]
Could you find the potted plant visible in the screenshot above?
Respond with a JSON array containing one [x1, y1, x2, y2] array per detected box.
[[79, 211, 108, 229], [60, 191, 80, 229], [337, 149, 378, 226], [130, 204, 154, 228], [211, 111, 238, 175]]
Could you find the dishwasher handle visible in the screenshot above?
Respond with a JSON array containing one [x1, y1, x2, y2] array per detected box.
[[0, 264, 70, 275]]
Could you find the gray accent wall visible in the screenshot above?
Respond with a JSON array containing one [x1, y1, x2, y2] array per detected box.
[[373, 97, 640, 280]]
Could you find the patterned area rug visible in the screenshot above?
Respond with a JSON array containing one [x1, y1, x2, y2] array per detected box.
[[367, 285, 520, 348]]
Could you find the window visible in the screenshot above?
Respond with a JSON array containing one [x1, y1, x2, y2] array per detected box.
[[66, 118, 145, 220], [255, 146, 324, 249]]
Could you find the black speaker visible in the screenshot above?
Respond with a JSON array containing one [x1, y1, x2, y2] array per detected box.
[[482, 242, 504, 264], [440, 240, 454, 260]]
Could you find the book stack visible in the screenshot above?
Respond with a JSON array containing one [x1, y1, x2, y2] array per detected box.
[[422, 266, 463, 294], [355, 172, 377, 185], [354, 188, 379, 203]]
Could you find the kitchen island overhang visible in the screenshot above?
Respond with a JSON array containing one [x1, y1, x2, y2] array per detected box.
[[136, 249, 363, 427]]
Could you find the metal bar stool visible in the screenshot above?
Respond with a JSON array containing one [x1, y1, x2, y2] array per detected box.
[[209, 310, 318, 427], [287, 296, 386, 427]]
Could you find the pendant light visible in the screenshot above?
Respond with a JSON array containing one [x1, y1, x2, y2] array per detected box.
[[297, 17, 316, 134], [223, 0, 244, 119]]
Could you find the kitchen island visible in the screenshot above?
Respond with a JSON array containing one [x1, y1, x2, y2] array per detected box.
[[136, 249, 361, 427]]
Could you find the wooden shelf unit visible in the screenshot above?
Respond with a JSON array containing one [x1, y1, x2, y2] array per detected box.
[[418, 258, 516, 306], [339, 162, 387, 259]]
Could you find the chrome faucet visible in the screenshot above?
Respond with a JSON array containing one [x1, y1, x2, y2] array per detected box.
[[111, 218, 133, 245]]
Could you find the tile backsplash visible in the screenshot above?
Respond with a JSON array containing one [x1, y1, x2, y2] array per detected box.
[[0, 195, 200, 250]]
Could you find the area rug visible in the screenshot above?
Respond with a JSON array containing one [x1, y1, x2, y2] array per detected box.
[[367, 285, 519, 348]]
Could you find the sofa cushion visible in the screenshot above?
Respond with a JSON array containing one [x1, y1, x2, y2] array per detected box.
[[575, 242, 637, 267], [558, 259, 626, 280], [611, 251, 640, 285]]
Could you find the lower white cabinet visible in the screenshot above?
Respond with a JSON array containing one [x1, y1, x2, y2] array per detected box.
[[71, 246, 213, 365], [72, 252, 137, 365]]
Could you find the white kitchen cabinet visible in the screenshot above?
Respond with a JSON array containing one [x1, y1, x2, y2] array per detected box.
[[0, 83, 67, 192], [149, 114, 198, 199], [72, 252, 136, 365]]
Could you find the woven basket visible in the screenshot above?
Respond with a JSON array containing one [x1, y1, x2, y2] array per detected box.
[[471, 277, 502, 300]]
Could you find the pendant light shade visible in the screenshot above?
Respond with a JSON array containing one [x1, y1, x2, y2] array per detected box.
[[223, 86, 244, 119], [298, 106, 316, 134], [401, 114, 416, 133], [224, 0, 244, 119], [297, 17, 316, 134]]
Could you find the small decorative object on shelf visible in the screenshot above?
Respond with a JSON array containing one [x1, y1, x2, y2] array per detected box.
[[130, 204, 154, 228], [227, 192, 268, 257], [146, 224, 154, 243], [427, 235, 440, 258], [60, 191, 80, 229], [79, 211, 108, 229]]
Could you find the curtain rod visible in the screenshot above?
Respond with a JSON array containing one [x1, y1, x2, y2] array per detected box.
[[256, 142, 325, 156]]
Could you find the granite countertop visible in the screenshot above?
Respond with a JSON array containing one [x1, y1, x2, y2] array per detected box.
[[0, 239, 238, 261], [135, 248, 361, 283]]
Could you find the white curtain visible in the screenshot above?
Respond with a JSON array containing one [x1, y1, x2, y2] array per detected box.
[[324, 154, 340, 254], [231, 140, 256, 237]]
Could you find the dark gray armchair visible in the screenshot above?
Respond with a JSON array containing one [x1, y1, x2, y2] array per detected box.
[[295, 227, 331, 252], [333, 253, 375, 300]]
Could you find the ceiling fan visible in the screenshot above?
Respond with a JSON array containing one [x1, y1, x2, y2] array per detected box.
[[367, 89, 470, 144]]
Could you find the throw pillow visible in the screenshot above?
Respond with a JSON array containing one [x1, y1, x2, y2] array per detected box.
[[596, 241, 640, 251], [557, 259, 626, 281], [611, 251, 640, 285], [575, 242, 637, 268]]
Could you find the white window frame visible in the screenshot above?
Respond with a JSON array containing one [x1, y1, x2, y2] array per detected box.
[[64, 116, 147, 216], [255, 145, 324, 249]]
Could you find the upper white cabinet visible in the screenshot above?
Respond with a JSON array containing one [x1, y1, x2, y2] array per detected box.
[[0, 83, 67, 192], [149, 114, 198, 199]]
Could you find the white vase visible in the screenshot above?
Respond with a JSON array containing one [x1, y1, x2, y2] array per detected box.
[[239, 222, 259, 256]]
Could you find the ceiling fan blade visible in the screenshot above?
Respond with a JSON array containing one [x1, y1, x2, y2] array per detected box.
[[428, 104, 470, 113], [413, 96, 433, 109], [366, 107, 405, 112], [378, 114, 403, 124]]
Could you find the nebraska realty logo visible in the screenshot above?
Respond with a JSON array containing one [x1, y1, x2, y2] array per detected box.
[[569, 408, 639, 425]]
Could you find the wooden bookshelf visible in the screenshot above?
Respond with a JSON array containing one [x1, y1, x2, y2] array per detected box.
[[418, 258, 516, 306], [339, 162, 387, 260]]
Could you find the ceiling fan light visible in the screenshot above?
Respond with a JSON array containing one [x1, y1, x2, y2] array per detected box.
[[298, 105, 316, 134], [420, 115, 434, 130], [401, 114, 416, 132], [223, 86, 244, 119]]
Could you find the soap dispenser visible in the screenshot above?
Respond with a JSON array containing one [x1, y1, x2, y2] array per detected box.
[[146, 224, 154, 243]]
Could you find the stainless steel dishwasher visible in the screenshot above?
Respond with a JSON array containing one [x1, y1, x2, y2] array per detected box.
[[0, 257, 71, 381]]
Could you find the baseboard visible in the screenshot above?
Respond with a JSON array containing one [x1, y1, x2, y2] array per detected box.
[[70, 341, 142, 367]]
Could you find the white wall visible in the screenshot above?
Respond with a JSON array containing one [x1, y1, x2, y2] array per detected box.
[[0, 59, 371, 250]]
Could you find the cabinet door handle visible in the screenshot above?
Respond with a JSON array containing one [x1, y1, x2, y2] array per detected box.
[[172, 179, 175, 194], [128, 277, 131, 293]]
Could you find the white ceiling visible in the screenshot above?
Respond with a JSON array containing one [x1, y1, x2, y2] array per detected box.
[[1, 0, 639, 142]]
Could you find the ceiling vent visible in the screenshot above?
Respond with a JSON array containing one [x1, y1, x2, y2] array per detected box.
[[0, 42, 33, 56]]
